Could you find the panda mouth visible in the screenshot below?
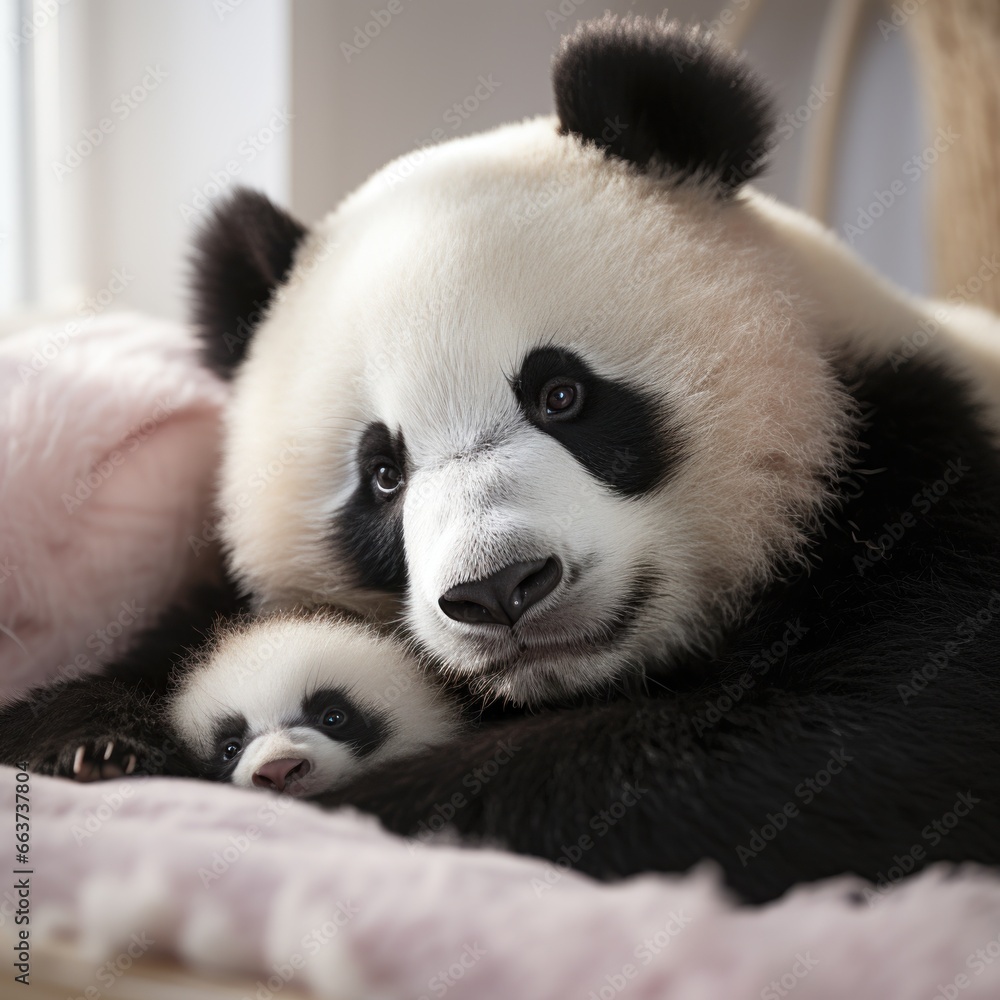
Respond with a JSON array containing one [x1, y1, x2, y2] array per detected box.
[[447, 574, 654, 676]]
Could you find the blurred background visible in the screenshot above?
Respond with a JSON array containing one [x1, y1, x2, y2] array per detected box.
[[0, 0, 963, 324]]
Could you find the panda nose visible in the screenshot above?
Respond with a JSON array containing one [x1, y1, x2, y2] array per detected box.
[[252, 757, 310, 792], [438, 558, 562, 627]]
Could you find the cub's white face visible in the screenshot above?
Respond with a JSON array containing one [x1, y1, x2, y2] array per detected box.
[[169, 615, 459, 795], [220, 119, 850, 704]]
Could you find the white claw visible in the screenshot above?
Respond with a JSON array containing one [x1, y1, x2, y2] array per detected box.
[[124, 754, 137, 775], [103, 741, 115, 761], [72, 745, 85, 776]]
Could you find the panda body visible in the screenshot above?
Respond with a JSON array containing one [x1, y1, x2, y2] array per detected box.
[[3, 15, 1000, 903]]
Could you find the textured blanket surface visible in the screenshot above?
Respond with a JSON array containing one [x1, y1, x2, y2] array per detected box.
[[2, 768, 1000, 1000], [0, 312, 227, 693]]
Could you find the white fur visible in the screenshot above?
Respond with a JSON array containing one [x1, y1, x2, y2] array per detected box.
[[169, 614, 460, 794], [218, 116, 1000, 703]]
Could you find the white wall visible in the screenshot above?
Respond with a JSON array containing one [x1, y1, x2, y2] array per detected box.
[[15, 0, 291, 321], [3, 0, 932, 323], [0, 0, 27, 313]]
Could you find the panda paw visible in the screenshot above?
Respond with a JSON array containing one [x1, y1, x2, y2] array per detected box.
[[47, 738, 142, 782]]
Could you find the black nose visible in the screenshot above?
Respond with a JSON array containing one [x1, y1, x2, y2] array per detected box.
[[439, 558, 562, 627]]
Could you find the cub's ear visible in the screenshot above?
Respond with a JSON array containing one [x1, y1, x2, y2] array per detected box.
[[552, 14, 775, 194], [190, 188, 308, 378]]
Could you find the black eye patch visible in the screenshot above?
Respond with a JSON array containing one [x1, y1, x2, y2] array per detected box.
[[512, 346, 681, 495], [332, 422, 409, 593], [197, 713, 249, 781], [301, 688, 389, 758]]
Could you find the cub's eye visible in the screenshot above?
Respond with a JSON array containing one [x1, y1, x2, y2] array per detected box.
[[372, 461, 403, 495], [221, 740, 242, 762], [322, 707, 348, 728], [541, 379, 584, 419]]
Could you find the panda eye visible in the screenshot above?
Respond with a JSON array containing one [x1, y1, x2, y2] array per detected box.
[[372, 461, 403, 495], [541, 379, 584, 420], [220, 740, 242, 762], [321, 707, 348, 728]]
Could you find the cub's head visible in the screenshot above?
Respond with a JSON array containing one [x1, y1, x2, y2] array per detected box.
[[169, 614, 460, 795], [194, 17, 850, 703]]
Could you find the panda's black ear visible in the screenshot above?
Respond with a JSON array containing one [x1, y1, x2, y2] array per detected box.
[[190, 188, 308, 378], [553, 15, 775, 194]]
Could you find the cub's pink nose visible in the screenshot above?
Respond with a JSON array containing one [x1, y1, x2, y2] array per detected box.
[[252, 758, 310, 792]]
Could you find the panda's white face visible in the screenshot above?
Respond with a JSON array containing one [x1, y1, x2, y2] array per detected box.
[[220, 118, 851, 704], [168, 615, 460, 794]]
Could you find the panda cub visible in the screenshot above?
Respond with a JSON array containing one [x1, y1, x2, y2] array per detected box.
[[167, 614, 461, 795], [1, 609, 461, 796]]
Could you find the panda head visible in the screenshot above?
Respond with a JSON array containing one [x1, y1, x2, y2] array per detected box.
[[194, 16, 852, 704], [168, 614, 460, 795]]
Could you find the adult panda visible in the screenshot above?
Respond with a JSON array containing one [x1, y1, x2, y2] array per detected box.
[[6, 14, 1000, 903]]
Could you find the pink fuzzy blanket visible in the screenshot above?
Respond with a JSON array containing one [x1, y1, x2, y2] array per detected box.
[[0, 312, 227, 693], [2, 315, 1000, 999]]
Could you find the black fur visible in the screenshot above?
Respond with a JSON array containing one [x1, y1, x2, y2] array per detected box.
[[196, 714, 250, 781], [301, 689, 391, 759], [313, 357, 1000, 902], [553, 15, 775, 191], [190, 188, 307, 377], [513, 346, 681, 495], [332, 422, 410, 593], [0, 584, 246, 780]]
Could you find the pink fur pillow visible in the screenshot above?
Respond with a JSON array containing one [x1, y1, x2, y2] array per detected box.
[[0, 312, 227, 696]]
